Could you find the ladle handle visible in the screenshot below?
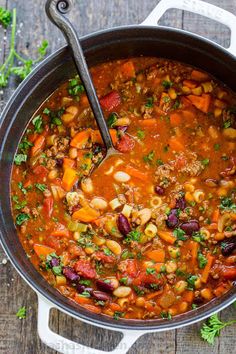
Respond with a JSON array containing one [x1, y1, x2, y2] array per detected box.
[[45, 0, 114, 150]]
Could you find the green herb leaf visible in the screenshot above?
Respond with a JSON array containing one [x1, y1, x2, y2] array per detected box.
[[137, 129, 145, 140], [223, 120, 231, 129], [219, 196, 236, 212], [14, 154, 27, 165], [162, 80, 173, 89], [198, 252, 208, 269], [214, 143, 220, 151], [145, 97, 154, 108], [15, 213, 30, 225], [16, 306, 26, 319], [146, 267, 156, 275], [38, 40, 48, 56], [113, 311, 125, 320], [125, 230, 141, 243], [35, 183, 47, 192], [107, 113, 118, 128], [200, 314, 236, 345], [32, 115, 43, 133], [201, 158, 210, 166], [143, 150, 155, 164], [186, 275, 198, 290], [173, 228, 187, 241], [0, 7, 12, 28]]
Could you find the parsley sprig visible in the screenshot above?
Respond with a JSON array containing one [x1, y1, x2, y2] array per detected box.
[[201, 313, 236, 345], [0, 8, 48, 88]]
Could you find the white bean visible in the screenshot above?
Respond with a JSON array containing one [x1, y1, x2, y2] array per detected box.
[[113, 286, 132, 298], [113, 171, 131, 183], [90, 197, 108, 210]]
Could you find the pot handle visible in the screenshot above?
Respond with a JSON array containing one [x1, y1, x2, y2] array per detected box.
[[37, 294, 142, 354], [142, 0, 236, 56]]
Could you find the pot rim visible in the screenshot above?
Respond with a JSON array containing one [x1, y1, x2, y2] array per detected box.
[[0, 24, 235, 331]]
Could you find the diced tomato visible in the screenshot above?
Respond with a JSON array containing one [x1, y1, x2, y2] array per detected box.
[[222, 267, 236, 280], [93, 251, 116, 264], [74, 259, 97, 279], [132, 271, 162, 287], [99, 91, 121, 111], [118, 259, 139, 278], [43, 196, 54, 218], [46, 235, 64, 252], [116, 134, 135, 153], [33, 165, 48, 177]]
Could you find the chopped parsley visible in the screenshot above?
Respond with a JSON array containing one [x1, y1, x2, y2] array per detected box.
[[14, 154, 27, 165], [43, 107, 51, 115], [32, 115, 43, 133], [198, 252, 208, 269], [120, 277, 128, 285], [162, 80, 173, 89], [145, 97, 154, 108], [156, 159, 164, 166], [173, 228, 187, 241], [125, 230, 141, 243], [146, 267, 156, 275], [223, 120, 231, 129], [16, 306, 26, 319], [121, 250, 134, 259], [137, 128, 145, 140], [15, 213, 30, 225], [201, 158, 210, 166], [186, 275, 198, 290], [68, 76, 85, 96], [19, 137, 33, 154], [113, 311, 125, 320], [107, 113, 118, 128], [143, 150, 155, 164], [12, 196, 27, 210], [219, 196, 236, 212], [104, 248, 112, 256], [214, 143, 220, 151], [35, 183, 47, 192], [133, 286, 145, 296], [160, 311, 172, 320], [79, 280, 91, 286]]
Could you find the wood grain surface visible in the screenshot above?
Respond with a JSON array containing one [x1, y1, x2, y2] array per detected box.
[[0, 1, 236, 353]]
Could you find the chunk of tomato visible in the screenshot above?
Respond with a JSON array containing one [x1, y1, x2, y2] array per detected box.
[[99, 91, 121, 111], [43, 196, 54, 218], [74, 259, 97, 279], [116, 134, 135, 153]]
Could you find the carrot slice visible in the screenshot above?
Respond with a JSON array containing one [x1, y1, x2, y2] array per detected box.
[[138, 119, 157, 127], [72, 206, 100, 222], [146, 289, 163, 300], [169, 136, 185, 152], [158, 230, 176, 244], [191, 70, 209, 82], [154, 263, 165, 273], [145, 249, 165, 263], [63, 157, 76, 170], [121, 60, 135, 79], [70, 130, 91, 149], [80, 94, 89, 107], [212, 209, 220, 223], [50, 229, 70, 238], [91, 129, 118, 145], [62, 167, 78, 191], [201, 255, 214, 283], [33, 244, 55, 257], [170, 112, 182, 126], [183, 80, 197, 89], [188, 94, 211, 113], [190, 241, 199, 267], [31, 135, 45, 156], [182, 290, 194, 303], [74, 294, 92, 305], [83, 304, 102, 314], [125, 165, 148, 181]]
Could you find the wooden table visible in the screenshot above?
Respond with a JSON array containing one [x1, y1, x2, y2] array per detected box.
[[0, 0, 235, 353]]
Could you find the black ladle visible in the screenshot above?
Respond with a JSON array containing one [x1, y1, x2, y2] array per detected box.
[[45, 0, 118, 163]]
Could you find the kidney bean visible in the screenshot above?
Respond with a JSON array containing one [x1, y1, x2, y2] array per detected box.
[[175, 197, 186, 210], [155, 185, 164, 195], [221, 236, 236, 256], [117, 213, 131, 236], [204, 178, 218, 187], [56, 158, 63, 167], [166, 209, 179, 229], [50, 257, 60, 268], [92, 290, 111, 301], [76, 284, 85, 293], [116, 126, 128, 132], [180, 220, 199, 235], [63, 266, 80, 282], [96, 279, 114, 293]]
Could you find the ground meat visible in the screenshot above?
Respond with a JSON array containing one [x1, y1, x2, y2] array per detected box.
[[155, 164, 176, 187], [46, 158, 57, 170], [177, 152, 204, 177], [31, 208, 39, 218]]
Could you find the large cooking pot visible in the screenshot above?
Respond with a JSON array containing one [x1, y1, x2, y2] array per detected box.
[[0, 0, 236, 353]]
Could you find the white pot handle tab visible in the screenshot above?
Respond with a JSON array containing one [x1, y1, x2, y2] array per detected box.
[[37, 294, 143, 354], [142, 0, 236, 56]]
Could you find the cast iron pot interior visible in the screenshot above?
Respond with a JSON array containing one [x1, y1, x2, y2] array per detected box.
[[0, 26, 236, 331]]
